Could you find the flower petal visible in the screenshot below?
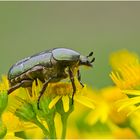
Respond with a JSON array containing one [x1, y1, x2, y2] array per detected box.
[[85, 111, 98, 125], [127, 106, 140, 116], [49, 96, 61, 109], [62, 96, 69, 112], [75, 95, 95, 109], [117, 97, 140, 112], [122, 90, 140, 96]]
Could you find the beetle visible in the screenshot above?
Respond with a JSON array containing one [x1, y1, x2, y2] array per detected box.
[[8, 48, 95, 108]]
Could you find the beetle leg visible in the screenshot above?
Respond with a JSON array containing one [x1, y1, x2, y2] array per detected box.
[[68, 68, 76, 104], [77, 69, 84, 87], [8, 80, 33, 94], [37, 77, 52, 109]]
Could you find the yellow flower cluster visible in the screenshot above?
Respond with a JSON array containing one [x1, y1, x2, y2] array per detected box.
[[0, 75, 95, 139]]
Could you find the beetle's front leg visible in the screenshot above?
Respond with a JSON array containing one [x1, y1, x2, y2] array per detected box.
[[77, 69, 84, 87], [37, 77, 52, 109], [68, 68, 76, 104]]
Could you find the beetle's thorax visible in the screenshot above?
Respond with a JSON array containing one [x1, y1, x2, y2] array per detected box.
[[42, 57, 69, 82]]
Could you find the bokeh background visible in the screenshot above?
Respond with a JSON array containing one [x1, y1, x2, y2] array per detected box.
[[0, 1, 140, 89]]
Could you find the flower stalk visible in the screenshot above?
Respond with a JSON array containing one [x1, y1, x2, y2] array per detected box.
[[61, 113, 69, 139], [56, 97, 74, 139], [32, 117, 50, 138], [39, 96, 56, 139], [45, 115, 56, 139]]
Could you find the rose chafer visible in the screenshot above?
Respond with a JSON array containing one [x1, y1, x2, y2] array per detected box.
[[8, 48, 95, 108]]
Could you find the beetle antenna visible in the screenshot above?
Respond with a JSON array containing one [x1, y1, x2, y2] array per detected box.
[[90, 57, 95, 63], [87, 52, 93, 57]]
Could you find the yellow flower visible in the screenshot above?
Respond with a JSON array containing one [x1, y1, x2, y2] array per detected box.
[[3, 111, 46, 139], [0, 76, 47, 138], [0, 75, 9, 90], [85, 86, 127, 125], [110, 50, 140, 115], [110, 49, 139, 71], [47, 79, 95, 112], [78, 86, 138, 139], [110, 50, 140, 90], [112, 127, 137, 139], [2, 112, 35, 133], [2, 110, 40, 139], [129, 110, 140, 135], [17, 79, 94, 117], [116, 90, 140, 116]]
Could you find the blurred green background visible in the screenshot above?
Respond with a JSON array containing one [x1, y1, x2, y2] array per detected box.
[[0, 2, 140, 88]]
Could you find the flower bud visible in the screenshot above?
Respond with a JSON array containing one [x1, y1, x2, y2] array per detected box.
[[15, 102, 36, 122], [39, 97, 55, 115]]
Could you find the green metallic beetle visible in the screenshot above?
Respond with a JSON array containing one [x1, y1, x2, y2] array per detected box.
[[8, 48, 95, 108]]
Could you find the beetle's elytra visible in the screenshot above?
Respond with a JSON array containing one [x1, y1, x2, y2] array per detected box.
[[8, 48, 95, 108]]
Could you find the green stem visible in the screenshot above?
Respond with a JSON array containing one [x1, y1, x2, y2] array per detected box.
[[0, 118, 7, 138], [33, 118, 50, 138], [45, 116, 56, 139], [61, 114, 68, 139], [56, 97, 74, 139]]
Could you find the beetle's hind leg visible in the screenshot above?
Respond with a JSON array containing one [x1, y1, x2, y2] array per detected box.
[[8, 80, 33, 94]]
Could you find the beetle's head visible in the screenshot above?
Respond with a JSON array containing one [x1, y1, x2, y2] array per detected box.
[[79, 52, 95, 67]]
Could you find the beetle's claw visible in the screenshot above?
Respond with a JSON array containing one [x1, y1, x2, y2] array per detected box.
[[37, 102, 40, 109], [37, 100, 41, 110], [72, 96, 74, 105], [80, 82, 84, 88]]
